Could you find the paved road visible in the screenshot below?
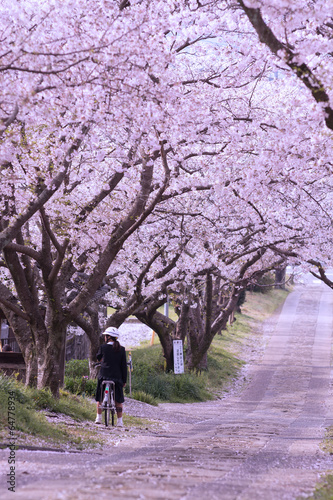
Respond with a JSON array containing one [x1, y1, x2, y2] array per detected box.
[[1, 279, 333, 499]]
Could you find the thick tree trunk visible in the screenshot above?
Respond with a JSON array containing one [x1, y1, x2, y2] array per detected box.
[[185, 304, 208, 371], [135, 310, 175, 371], [0, 285, 38, 386], [32, 307, 68, 397], [174, 296, 190, 342], [186, 333, 208, 371], [181, 278, 214, 372], [14, 335, 38, 387], [275, 267, 286, 289], [36, 328, 67, 397], [186, 287, 242, 371]]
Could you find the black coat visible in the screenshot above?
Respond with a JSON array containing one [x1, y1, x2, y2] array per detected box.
[[96, 343, 127, 385]]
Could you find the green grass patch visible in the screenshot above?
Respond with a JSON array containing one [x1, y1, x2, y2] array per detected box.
[[303, 475, 333, 500], [128, 390, 158, 406], [64, 376, 97, 397], [127, 345, 211, 402], [322, 426, 333, 455], [241, 289, 289, 320], [303, 427, 333, 499], [0, 374, 96, 446], [63, 359, 97, 398]]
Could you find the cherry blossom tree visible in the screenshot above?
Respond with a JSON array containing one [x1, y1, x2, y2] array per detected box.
[[0, 0, 185, 393], [1, 0, 333, 392]]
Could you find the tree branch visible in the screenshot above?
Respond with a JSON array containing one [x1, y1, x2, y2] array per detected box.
[[0, 296, 30, 321], [238, 0, 333, 130], [0, 124, 89, 251]]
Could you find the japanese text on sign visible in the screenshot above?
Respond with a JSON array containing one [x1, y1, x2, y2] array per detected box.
[[173, 340, 184, 374]]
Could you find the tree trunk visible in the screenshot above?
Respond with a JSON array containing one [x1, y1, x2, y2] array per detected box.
[[33, 307, 68, 397], [186, 288, 242, 371], [174, 296, 190, 342], [87, 309, 101, 379], [185, 302, 207, 371], [36, 327, 67, 397], [275, 266, 286, 289], [186, 333, 208, 371], [88, 341, 100, 380], [22, 344, 38, 387], [0, 285, 38, 386]]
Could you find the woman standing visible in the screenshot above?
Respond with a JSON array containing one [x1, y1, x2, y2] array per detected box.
[[95, 327, 127, 427]]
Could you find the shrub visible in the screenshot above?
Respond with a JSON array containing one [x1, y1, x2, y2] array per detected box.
[[64, 376, 97, 397], [65, 359, 90, 378]]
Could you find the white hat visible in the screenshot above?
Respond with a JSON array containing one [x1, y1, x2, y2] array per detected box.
[[103, 326, 120, 339]]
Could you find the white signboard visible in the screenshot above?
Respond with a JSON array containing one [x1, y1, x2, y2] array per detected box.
[[173, 340, 184, 374], [0, 321, 9, 340]]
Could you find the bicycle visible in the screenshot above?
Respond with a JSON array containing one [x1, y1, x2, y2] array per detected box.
[[94, 362, 117, 427], [100, 379, 117, 427]]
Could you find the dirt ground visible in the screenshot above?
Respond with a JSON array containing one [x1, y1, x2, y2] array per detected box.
[[1, 279, 333, 499]]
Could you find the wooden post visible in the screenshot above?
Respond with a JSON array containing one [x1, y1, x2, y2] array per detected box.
[[127, 351, 132, 396], [150, 331, 155, 346]]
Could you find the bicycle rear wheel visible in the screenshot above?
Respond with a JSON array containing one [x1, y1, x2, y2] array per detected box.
[[105, 407, 110, 427], [110, 388, 115, 426], [104, 389, 111, 427]]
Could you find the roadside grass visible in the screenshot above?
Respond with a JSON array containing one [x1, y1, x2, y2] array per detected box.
[[303, 475, 333, 500], [303, 427, 333, 500], [64, 375, 96, 397], [322, 426, 333, 455], [221, 288, 289, 355], [0, 375, 98, 448], [126, 357, 212, 403], [129, 390, 158, 406]]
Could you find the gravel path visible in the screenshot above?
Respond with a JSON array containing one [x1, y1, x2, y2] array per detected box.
[[1, 278, 333, 499]]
